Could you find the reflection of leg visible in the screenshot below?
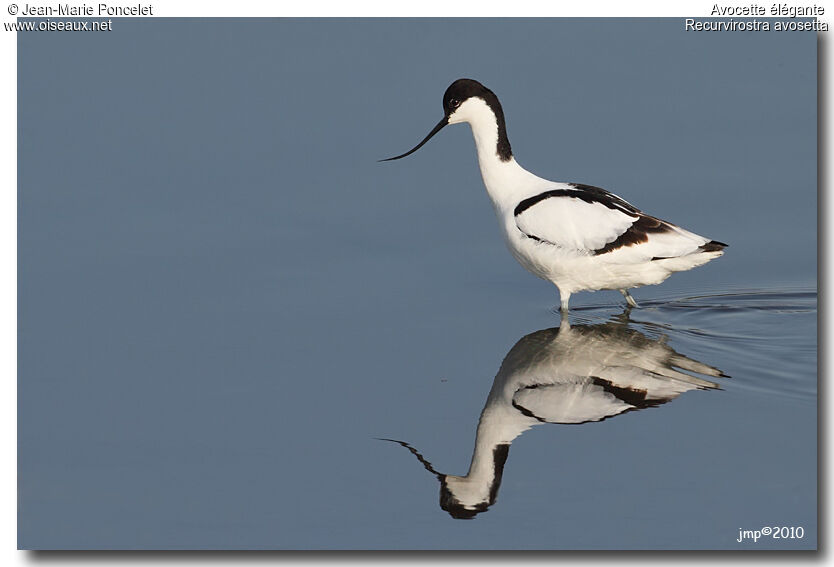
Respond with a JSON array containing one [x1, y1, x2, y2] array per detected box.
[[559, 290, 571, 312], [620, 289, 638, 308]]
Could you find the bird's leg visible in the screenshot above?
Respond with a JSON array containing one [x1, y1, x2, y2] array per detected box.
[[559, 290, 571, 312], [620, 289, 638, 308]]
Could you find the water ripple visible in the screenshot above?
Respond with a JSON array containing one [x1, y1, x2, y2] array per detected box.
[[567, 288, 816, 402]]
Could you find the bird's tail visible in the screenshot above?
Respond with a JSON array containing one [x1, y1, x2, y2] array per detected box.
[[698, 240, 728, 253]]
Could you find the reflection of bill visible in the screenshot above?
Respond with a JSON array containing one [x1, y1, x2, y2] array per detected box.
[[381, 316, 728, 519]]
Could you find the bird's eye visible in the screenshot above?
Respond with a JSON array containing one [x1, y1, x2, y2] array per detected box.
[[449, 98, 461, 109]]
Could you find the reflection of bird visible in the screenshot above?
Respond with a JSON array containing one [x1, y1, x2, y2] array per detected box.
[[382, 79, 726, 310], [380, 316, 727, 519]]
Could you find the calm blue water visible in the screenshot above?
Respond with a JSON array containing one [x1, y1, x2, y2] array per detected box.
[[18, 19, 816, 550]]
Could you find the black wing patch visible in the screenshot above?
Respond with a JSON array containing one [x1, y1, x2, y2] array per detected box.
[[513, 183, 640, 217], [513, 183, 674, 255], [699, 240, 728, 252], [593, 214, 672, 255]]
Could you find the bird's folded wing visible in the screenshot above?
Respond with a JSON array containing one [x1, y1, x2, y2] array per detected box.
[[512, 382, 633, 424], [514, 190, 710, 261], [514, 193, 639, 252]]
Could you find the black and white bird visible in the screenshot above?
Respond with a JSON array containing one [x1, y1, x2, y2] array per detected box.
[[380, 316, 727, 519], [382, 79, 726, 311]]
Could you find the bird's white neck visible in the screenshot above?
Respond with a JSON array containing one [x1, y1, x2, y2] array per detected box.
[[455, 99, 544, 213], [441, 404, 529, 509], [465, 407, 527, 477]]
